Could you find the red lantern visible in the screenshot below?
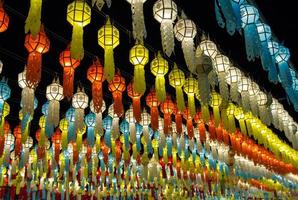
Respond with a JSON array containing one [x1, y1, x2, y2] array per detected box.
[[24, 25, 50, 86], [127, 82, 142, 122], [59, 44, 80, 99], [173, 104, 183, 135], [160, 95, 174, 135], [13, 125, 22, 156], [183, 107, 194, 139], [87, 58, 105, 113], [108, 72, 126, 117], [52, 128, 61, 163], [0, 0, 9, 32], [146, 89, 160, 131]]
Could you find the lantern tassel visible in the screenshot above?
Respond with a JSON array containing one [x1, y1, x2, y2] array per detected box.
[[187, 94, 196, 118], [186, 119, 194, 139], [155, 76, 166, 102], [104, 47, 115, 82], [163, 114, 171, 135], [95, 113, 103, 136], [48, 100, 60, 127], [68, 122, 75, 142], [278, 62, 292, 88], [182, 40, 196, 74], [129, 123, 136, 144], [87, 127, 95, 147], [131, 1, 146, 41], [243, 24, 260, 61], [175, 87, 185, 112], [221, 108, 229, 130], [197, 74, 211, 105], [230, 83, 239, 103], [143, 126, 150, 144], [112, 117, 120, 139], [26, 52, 42, 86], [218, 73, 229, 102], [260, 43, 278, 83], [241, 91, 250, 113], [63, 67, 75, 100], [150, 107, 159, 132], [201, 104, 210, 123], [25, 0, 42, 37], [258, 105, 271, 126], [160, 20, 174, 57], [45, 119, 54, 137], [217, 0, 237, 35], [76, 134, 82, 152], [112, 93, 123, 117], [134, 65, 146, 95], [70, 23, 84, 60], [92, 82, 103, 113], [175, 114, 182, 134], [249, 95, 259, 116], [132, 98, 141, 123], [239, 119, 247, 135], [74, 108, 85, 133], [21, 87, 35, 116], [213, 107, 221, 127], [228, 115, 236, 133], [214, 0, 225, 29]]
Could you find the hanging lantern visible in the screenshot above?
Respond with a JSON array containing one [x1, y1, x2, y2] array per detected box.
[[213, 54, 230, 102], [153, 0, 177, 57], [59, 45, 81, 99], [90, 99, 106, 136], [248, 81, 260, 116], [85, 112, 96, 147], [13, 125, 22, 156], [237, 76, 250, 113], [129, 43, 149, 95], [52, 129, 61, 163], [67, 0, 91, 59], [257, 92, 271, 125], [210, 92, 222, 127], [87, 57, 105, 113], [240, 4, 260, 61], [150, 52, 168, 102], [183, 107, 194, 139], [25, 0, 42, 37], [0, 0, 9, 32], [108, 72, 126, 117], [91, 0, 112, 10], [140, 110, 151, 144], [22, 136, 33, 165], [126, 0, 147, 41], [18, 69, 35, 116], [0, 102, 9, 136], [226, 67, 242, 103], [183, 76, 198, 118], [24, 25, 50, 86], [59, 118, 69, 151], [4, 133, 14, 164], [226, 103, 236, 133], [173, 104, 183, 135], [174, 18, 197, 73], [127, 82, 142, 122], [108, 104, 120, 140], [275, 45, 292, 88], [168, 64, 186, 112], [199, 37, 218, 59], [0, 78, 10, 123], [65, 107, 76, 142], [146, 89, 160, 131], [98, 17, 120, 82], [46, 78, 64, 127], [234, 107, 247, 135], [72, 87, 88, 133], [160, 95, 174, 135]]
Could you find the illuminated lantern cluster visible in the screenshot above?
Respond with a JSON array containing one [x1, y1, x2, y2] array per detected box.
[[0, 0, 9, 32]]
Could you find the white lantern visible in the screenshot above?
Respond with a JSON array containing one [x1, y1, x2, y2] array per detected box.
[[248, 81, 260, 116], [23, 136, 33, 163], [18, 69, 35, 116], [140, 110, 151, 144], [226, 67, 242, 103], [213, 54, 230, 101], [46, 78, 64, 127], [108, 103, 120, 139], [72, 87, 89, 133], [125, 106, 136, 143], [257, 91, 271, 125], [153, 0, 177, 57], [90, 99, 106, 136], [199, 38, 218, 59]]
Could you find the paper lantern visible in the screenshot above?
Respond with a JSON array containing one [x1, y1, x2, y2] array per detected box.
[[59, 45, 81, 99], [91, 0, 111, 10], [183, 76, 198, 118], [248, 81, 260, 116], [168, 64, 186, 112], [85, 113, 96, 147], [59, 118, 68, 151], [0, 0, 9, 32], [146, 89, 160, 131], [24, 25, 50, 86], [98, 17, 120, 81], [160, 95, 174, 135], [173, 104, 182, 135], [52, 129, 61, 163], [127, 82, 142, 122], [0, 79, 10, 123], [18, 69, 35, 116], [108, 104, 120, 139], [199, 37, 218, 59], [183, 107, 194, 139], [153, 0, 177, 57], [275, 45, 292, 88], [140, 110, 151, 144], [234, 107, 247, 135], [237, 76, 250, 113], [213, 54, 230, 102], [90, 99, 106, 136], [240, 5, 260, 61], [226, 67, 241, 103], [125, 106, 136, 144], [226, 103, 236, 133], [257, 92, 271, 125], [22, 136, 33, 165], [67, 0, 91, 59], [129, 43, 149, 95], [195, 92, 210, 123], [87, 58, 105, 113], [72, 87, 88, 133], [210, 92, 222, 127], [150, 52, 168, 102], [46, 78, 64, 127], [25, 0, 42, 37], [0, 102, 9, 136], [13, 125, 22, 156], [126, 0, 147, 41], [174, 18, 197, 73], [108, 72, 126, 117]]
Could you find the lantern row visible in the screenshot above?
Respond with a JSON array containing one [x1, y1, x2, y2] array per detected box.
[[214, 0, 298, 111]]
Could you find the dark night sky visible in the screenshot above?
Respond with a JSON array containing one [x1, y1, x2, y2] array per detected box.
[[0, 0, 298, 145]]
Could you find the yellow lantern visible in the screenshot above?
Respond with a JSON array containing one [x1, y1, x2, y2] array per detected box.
[[0, 102, 9, 136], [168, 64, 186, 112], [98, 17, 120, 81], [234, 107, 247, 135], [183, 76, 198, 117], [25, 0, 42, 37], [150, 52, 168, 102], [129, 43, 149, 95], [67, 0, 91, 59], [59, 118, 69, 151], [210, 92, 222, 127], [226, 103, 236, 133], [213, 54, 230, 102]]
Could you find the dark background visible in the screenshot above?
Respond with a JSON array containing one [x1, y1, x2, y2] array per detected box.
[[0, 0, 297, 145]]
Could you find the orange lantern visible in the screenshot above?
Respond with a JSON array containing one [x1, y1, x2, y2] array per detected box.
[[183, 107, 194, 138], [146, 89, 160, 131], [0, 0, 9, 32], [59, 44, 80, 99], [13, 125, 22, 156], [108, 72, 126, 117], [52, 128, 61, 163], [160, 95, 174, 135], [173, 104, 183, 135], [24, 25, 50, 86], [87, 57, 105, 113], [127, 82, 142, 122]]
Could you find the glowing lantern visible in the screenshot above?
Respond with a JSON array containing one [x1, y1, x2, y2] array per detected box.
[[199, 37, 218, 59], [213, 54, 230, 102], [0, 102, 9, 136], [18, 69, 35, 116], [183, 107, 194, 139], [0, 78, 10, 123], [275, 45, 292, 88], [257, 92, 271, 125], [72, 87, 88, 133], [98, 17, 120, 81], [237, 76, 250, 113], [67, 0, 91, 59], [52, 129, 61, 163], [127, 82, 142, 122], [59, 118, 69, 151], [183, 76, 198, 118], [146, 89, 160, 131], [24, 25, 50, 86], [150, 52, 168, 102], [22, 136, 33, 164], [226, 103, 236, 133], [0, 0, 9, 32], [173, 104, 182, 135], [168, 64, 185, 112], [129, 43, 149, 95], [174, 18, 197, 73], [226, 67, 241, 103], [140, 110, 151, 144], [4, 133, 14, 164], [125, 106, 136, 144], [108, 104, 120, 139], [90, 99, 106, 136], [126, 0, 147, 41], [234, 107, 247, 135], [240, 4, 260, 61], [108, 72, 126, 117], [85, 112, 96, 147], [87, 58, 105, 114], [153, 0, 177, 57], [25, 0, 42, 37], [46, 78, 64, 127], [160, 95, 174, 135], [13, 125, 22, 156], [59, 45, 81, 99], [210, 92, 222, 127], [248, 81, 260, 116]]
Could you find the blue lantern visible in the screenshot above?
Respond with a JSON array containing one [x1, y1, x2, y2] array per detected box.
[[215, 0, 237, 35], [0, 78, 10, 119], [103, 115, 112, 148], [85, 112, 96, 147], [42, 101, 54, 138], [120, 119, 130, 149], [275, 45, 292, 87], [66, 107, 76, 142]]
